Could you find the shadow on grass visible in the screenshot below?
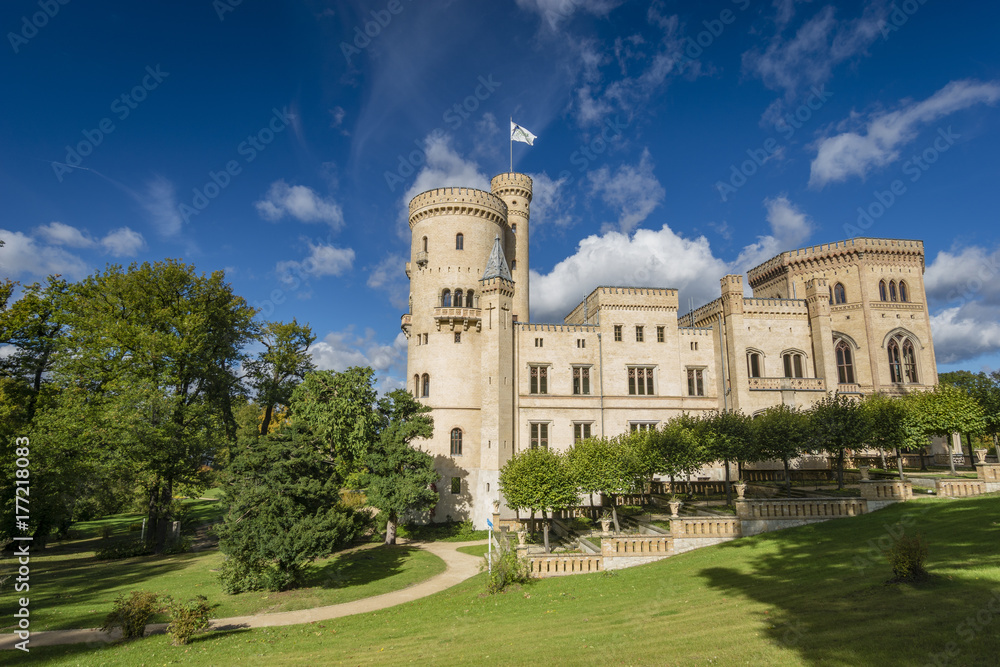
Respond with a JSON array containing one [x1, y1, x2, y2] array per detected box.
[[304, 544, 419, 591], [698, 496, 1000, 666]]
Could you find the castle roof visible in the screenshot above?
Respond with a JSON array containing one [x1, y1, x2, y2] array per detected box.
[[482, 235, 512, 281]]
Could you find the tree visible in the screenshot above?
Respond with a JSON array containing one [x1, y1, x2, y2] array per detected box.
[[809, 393, 869, 489], [564, 435, 642, 534], [698, 410, 753, 504], [753, 404, 809, 492], [906, 384, 986, 475], [499, 447, 577, 552], [216, 422, 365, 592], [863, 393, 923, 480], [54, 260, 255, 551], [940, 370, 1000, 456], [363, 390, 438, 545], [244, 319, 315, 436], [291, 367, 381, 486]]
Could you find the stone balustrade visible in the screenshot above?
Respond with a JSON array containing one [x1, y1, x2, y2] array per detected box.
[[528, 554, 603, 578], [976, 463, 1000, 492], [737, 498, 866, 520], [935, 478, 987, 497], [670, 518, 742, 538], [860, 480, 913, 507], [652, 480, 728, 495], [600, 535, 673, 557]]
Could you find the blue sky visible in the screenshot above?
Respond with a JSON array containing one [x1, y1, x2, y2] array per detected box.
[[2, 0, 999, 389]]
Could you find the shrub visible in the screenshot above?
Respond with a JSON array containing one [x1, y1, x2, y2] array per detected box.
[[457, 519, 476, 538], [219, 557, 267, 594], [164, 595, 212, 645], [101, 591, 160, 640], [95, 538, 154, 560], [884, 533, 928, 582], [484, 537, 531, 594]]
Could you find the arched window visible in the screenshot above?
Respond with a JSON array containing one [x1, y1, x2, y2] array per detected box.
[[833, 282, 846, 304], [782, 352, 804, 378], [441, 289, 451, 307], [889, 281, 898, 302], [421, 373, 430, 397], [422, 236, 428, 252], [887, 339, 902, 383], [413, 374, 420, 396], [456, 233, 464, 250], [454, 289, 463, 308], [829, 288, 834, 305], [747, 351, 762, 378], [879, 280, 888, 301], [450, 428, 463, 455], [466, 290, 475, 307], [899, 281, 909, 302], [902, 339, 918, 383], [835, 341, 855, 384]]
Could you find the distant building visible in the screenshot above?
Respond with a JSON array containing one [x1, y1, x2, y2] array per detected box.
[[401, 172, 938, 528]]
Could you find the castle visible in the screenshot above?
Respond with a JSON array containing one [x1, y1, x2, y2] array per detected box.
[[401, 172, 938, 528]]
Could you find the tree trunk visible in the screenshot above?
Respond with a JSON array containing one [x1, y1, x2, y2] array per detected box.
[[259, 402, 274, 436], [737, 460, 743, 482], [783, 458, 791, 494], [836, 450, 844, 490], [542, 515, 550, 554], [529, 510, 535, 539], [879, 449, 887, 470], [154, 479, 172, 553], [611, 503, 620, 534], [385, 512, 397, 545], [949, 434, 957, 475], [895, 447, 905, 481], [146, 480, 161, 546], [724, 458, 732, 506], [964, 433, 975, 469]]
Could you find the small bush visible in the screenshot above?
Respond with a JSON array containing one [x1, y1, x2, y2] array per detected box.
[[101, 591, 160, 640], [484, 537, 531, 594], [457, 519, 476, 538], [219, 557, 267, 594], [164, 595, 212, 645], [95, 538, 154, 560], [884, 533, 928, 582]]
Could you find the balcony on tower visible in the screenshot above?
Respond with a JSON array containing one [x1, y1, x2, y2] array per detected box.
[[434, 306, 482, 332]]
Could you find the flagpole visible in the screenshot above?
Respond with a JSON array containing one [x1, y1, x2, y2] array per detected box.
[[509, 116, 513, 173]]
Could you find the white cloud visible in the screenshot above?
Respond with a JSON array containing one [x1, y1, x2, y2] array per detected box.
[[35, 221, 95, 248], [810, 80, 1000, 187], [0, 229, 89, 279], [275, 241, 355, 288], [255, 180, 345, 229], [526, 172, 576, 229], [101, 227, 146, 257], [529, 224, 728, 323], [403, 133, 491, 205], [731, 196, 814, 276], [141, 176, 184, 237], [310, 328, 408, 391], [925, 245, 1000, 307], [930, 306, 1000, 365], [515, 0, 624, 30], [588, 148, 665, 234], [367, 254, 408, 310]]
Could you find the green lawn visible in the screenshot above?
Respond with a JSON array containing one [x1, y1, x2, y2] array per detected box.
[[4, 521, 445, 632], [27, 494, 1000, 665], [456, 544, 489, 558]]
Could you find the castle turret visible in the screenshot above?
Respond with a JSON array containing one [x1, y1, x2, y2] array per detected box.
[[490, 173, 532, 322]]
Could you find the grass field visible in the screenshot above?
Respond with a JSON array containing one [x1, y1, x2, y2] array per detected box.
[[25, 494, 1000, 665]]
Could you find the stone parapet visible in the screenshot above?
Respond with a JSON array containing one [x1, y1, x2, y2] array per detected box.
[[976, 463, 1000, 493], [860, 480, 913, 502], [936, 478, 987, 497], [736, 498, 866, 520], [528, 554, 603, 578], [600, 535, 673, 557]]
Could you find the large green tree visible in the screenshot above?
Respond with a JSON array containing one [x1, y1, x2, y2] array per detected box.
[[654, 414, 710, 485], [940, 370, 1000, 456], [363, 390, 438, 545], [564, 435, 645, 533], [499, 447, 578, 552], [809, 393, 869, 489], [698, 410, 753, 503], [753, 404, 809, 492], [906, 384, 987, 475], [244, 319, 315, 436], [54, 260, 255, 550], [862, 393, 924, 479]]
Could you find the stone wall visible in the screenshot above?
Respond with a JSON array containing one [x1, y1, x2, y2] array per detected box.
[[860, 480, 912, 511], [670, 517, 741, 554], [737, 498, 867, 536], [977, 464, 1000, 493], [528, 554, 603, 578], [936, 478, 987, 497]]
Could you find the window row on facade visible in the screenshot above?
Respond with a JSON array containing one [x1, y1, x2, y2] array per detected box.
[[440, 288, 477, 308], [828, 280, 911, 305], [528, 364, 706, 397], [746, 350, 807, 378], [612, 324, 666, 342], [412, 373, 430, 397]]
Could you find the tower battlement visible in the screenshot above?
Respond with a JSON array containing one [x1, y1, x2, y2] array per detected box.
[[408, 187, 509, 228], [490, 172, 533, 201]]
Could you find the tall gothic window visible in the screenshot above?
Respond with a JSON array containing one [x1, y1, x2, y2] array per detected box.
[[902, 339, 918, 383], [628, 367, 655, 395], [455, 233, 464, 250], [879, 280, 888, 301], [413, 374, 420, 396], [421, 373, 430, 397], [441, 289, 452, 307], [573, 366, 590, 395], [454, 289, 464, 308], [782, 352, 804, 378], [887, 333, 918, 384], [889, 281, 898, 302], [835, 341, 855, 384], [899, 281, 909, 302], [450, 428, 463, 455], [687, 368, 704, 396], [530, 422, 549, 449], [747, 351, 762, 378], [530, 365, 548, 394], [833, 282, 847, 304]]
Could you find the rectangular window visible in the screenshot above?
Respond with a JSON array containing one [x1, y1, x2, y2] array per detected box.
[[628, 367, 655, 395], [636, 326, 644, 342], [629, 422, 657, 433], [614, 325, 622, 342], [573, 366, 591, 395], [574, 422, 592, 443], [687, 368, 704, 396], [454, 332, 461, 343], [530, 422, 549, 449], [656, 326, 665, 343], [450, 477, 461, 494], [576, 338, 586, 348], [535, 337, 543, 347], [530, 365, 548, 394]]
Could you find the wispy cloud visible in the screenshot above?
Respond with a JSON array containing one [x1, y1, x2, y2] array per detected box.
[[33, 221, 146, 258], [35, 221, 95, 248], [366, 254, 409, 310], [588, 148, 665, 234], [515, 0, 624, 31], [731, 196, 814, 274], [101, 227, 147, 257], [310, 327, 408, 391], [0, 229, 89, 279], [255, 180, 345, 229], [809, 79, 1000, 187], [141, 175, 184, 237], [275, 241, 355, 288]]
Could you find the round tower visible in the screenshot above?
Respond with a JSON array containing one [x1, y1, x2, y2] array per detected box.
[[490, 172, 532, 322], [405, 186, 510, 522]]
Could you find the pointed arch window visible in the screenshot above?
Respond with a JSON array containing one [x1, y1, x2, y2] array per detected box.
[[899, 281, 909, 302], [466, 289, 475, 307], [833, 282, 846, 304], [902, 339, 918, 383], [441, 289, 452, 307], [835, 341, 855, 384], [747, 351, 762, 378], [889, 281, 898, 302], [454, 289, 464, 308], [886, 332, 919, 384], [413, 374, 420, 397], [450, 428, 463, 455], [421, 373, 430, 397], [879, 280, 888, 301], [456, 233, 464, 250]]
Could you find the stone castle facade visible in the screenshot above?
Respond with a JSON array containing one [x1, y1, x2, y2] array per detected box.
[[401, 172, 938, 528]]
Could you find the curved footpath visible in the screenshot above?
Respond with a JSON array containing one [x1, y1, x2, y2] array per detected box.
[[0, 539, 486, 650]]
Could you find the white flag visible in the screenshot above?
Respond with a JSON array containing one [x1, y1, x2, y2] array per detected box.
[[510, 121, 537, 146]]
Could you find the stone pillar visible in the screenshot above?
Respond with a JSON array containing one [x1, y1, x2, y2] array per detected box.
[[720, 275, 747, 412], [804, 277, 839, 390]]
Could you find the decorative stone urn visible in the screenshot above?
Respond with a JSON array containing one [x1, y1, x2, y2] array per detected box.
[[735, 483, 747, 500], [974, 449, 988, 464], [516, 530, 527, 546], [599, 517, 612, 534], [492, 500, 500, 513], [859, 466, 871, 481], [669, 499, 682, 518]]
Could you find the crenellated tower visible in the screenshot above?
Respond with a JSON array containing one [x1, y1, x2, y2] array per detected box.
[[490, 172, 532, 322]]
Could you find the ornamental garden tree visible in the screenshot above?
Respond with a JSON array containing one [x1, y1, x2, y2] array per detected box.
[[809, 393, 869, 490], [499, 447, 577, 552]]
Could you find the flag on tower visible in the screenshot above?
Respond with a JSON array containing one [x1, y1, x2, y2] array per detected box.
[[510, 120, 537, 146]]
